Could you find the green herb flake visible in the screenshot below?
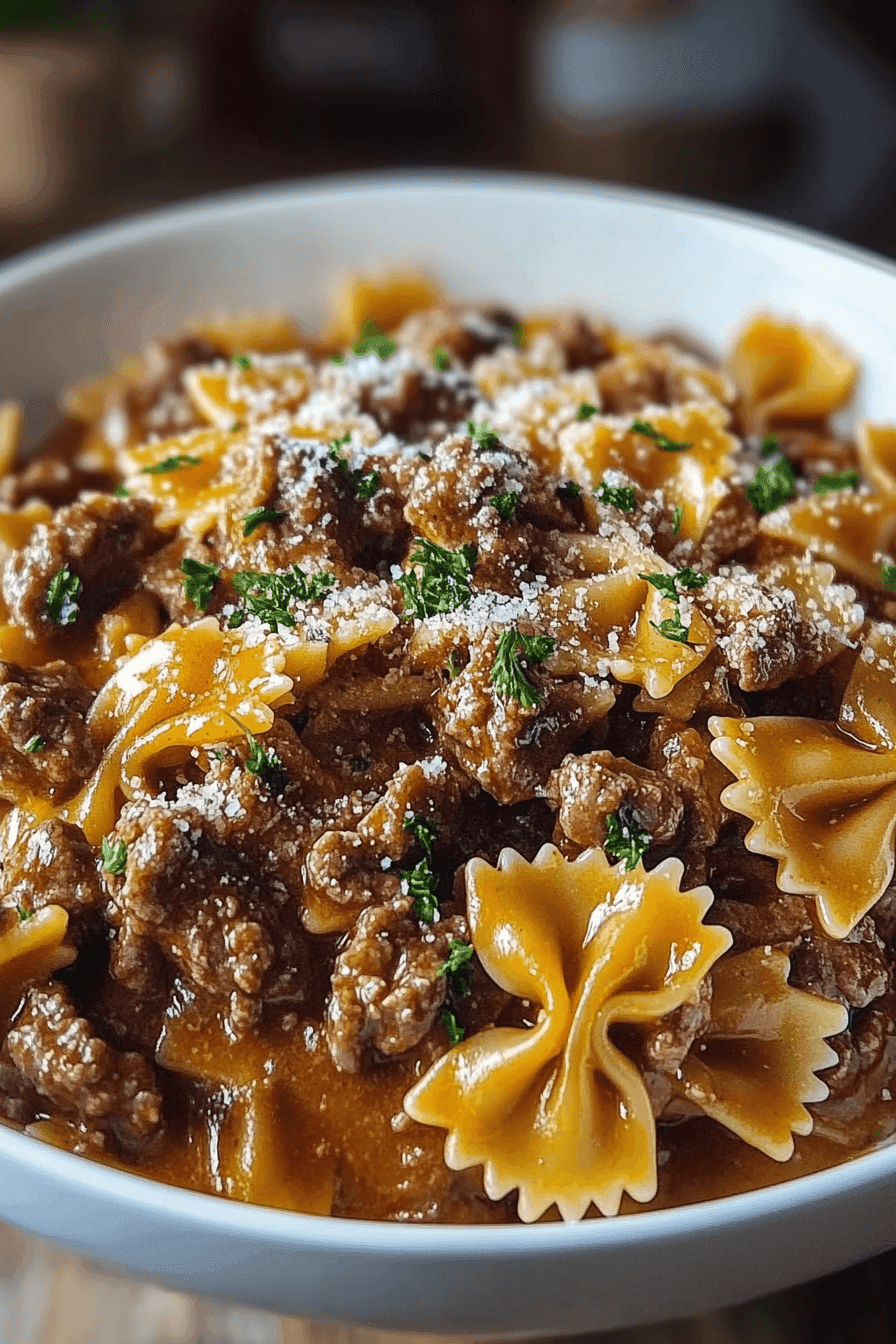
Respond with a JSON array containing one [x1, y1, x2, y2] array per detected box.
[[24, 735, 45, 754], [760, 434, 781, 458], [576, 402, 599, 421], [490, 629, 557, 709], [672, 504, 684, 534], [630, 417, 692, 453], [432, 347, 452, 371], [397, 538, 477, 620], [114, 482, 131, 497], [232, 354, 253, 369], [140, 454, 202, 476], [101, 836, 128, 876], [231, 565, 335, 632], [16, 905, 31, 923], [180, 557, 219, 612], [401, 859, 439, 923], [604, 809, 650, 872], [350, 755, 370, 773], [227, 609, 248, 629], [243, 506, 288, 537], [446, 650, 463, 680], [466, 419, 500, 451], [329, 432, 379, 500], [490, 491, 519, 522], [352, 320, 398, 359], [513, 321, 525, 348], [403, 813, 437, 858], [45, 564, 82, 626], [245, 732, 286, 790], [595, 479, 637, 512], [881, 563, 896, 593], [558, 481, 583, 500], [815, 470, 861, 495], [437, 937, 474, 981], [651, 610, 691, 644], [440, 1007, 465, 1046], [745, 455, 796, 514], [330, 352, 347, 365]]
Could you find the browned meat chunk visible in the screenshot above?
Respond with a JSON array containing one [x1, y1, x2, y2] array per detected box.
[[435, 630, 604, 806], [105, 762, 312, 1030], [546, 749, 683, 850], [647, 719, 728, 874], [111, 334, 223, 446], [394, 306, 522, 365], [326, 894, 468, 1072], [635, 980, 713, 1117], [303, 756, 468, 934], [357, 362, 478, 440], [0, 661, 99, 804], [690, 488, 758, 570], [814, 1000, 896, 1140], [2, 495, 160, 640], [6, 984, 162, 1144], [0, 818, 103, 921], [789, 916, 892, 1011]]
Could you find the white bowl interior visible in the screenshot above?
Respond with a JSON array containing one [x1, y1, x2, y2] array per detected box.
[[2, 172, 896, 1336]]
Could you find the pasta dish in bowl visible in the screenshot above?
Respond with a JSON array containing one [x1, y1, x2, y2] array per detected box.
[[2, 172, 896, 1334]]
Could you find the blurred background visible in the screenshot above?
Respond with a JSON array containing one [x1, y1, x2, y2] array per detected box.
[[2, 0, 896, 262]]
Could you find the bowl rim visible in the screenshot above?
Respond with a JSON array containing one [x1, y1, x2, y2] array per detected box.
[[1, 166, 895, 1253]]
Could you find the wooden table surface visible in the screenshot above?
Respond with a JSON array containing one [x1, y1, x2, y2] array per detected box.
[[1, 1223, 894, 1344]]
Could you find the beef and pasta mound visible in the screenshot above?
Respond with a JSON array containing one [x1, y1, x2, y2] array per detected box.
[[1, 275, 895, 1222]]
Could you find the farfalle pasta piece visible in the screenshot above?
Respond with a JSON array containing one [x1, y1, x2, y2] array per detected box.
[[710, 625, 896, 938], [490, 369, 601, 476], [65, 618, 310, 843], [325, 271, 443, 346], [0, 906, 75, 1019], [404, 845, 731, 1222], [557, 401, 736, 544], [678, 946, 846, 1161], [120, 426, 243, 534], [0, 401, 22, 476], [183, 352, 313, 431], [189, 311, 305, 356], [728, 314, 857, 429], [856, 421, 896, 499], [760, 490, 896, 590]]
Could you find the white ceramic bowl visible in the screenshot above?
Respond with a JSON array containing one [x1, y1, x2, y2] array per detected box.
[[2, 172, 896, 1338]]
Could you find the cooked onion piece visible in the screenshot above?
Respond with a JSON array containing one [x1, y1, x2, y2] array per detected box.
[[404, 845, 731, 1222], [710, 624, 896, 938]]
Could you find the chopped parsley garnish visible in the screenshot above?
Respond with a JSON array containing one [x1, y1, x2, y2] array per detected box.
[[140, 454, 201, 475], [350, 755, 370, 773], [101, 836, 128, 876], [227, 609, 247, 628], [231, 422, 243, 432], [440, 1007, 465, 1046], [180, 557, 219, 612], [513, 321, 525, 348], [651, 610, 691, 644], [558, 481, 583, 500], [16, 905, 31, 923], [352, 320, 397, 359], [329, 431, 379, 499], [114, 482, 130, 497], [815, 470, 861, 494], [243, 506, 288, 536], [245, 732, 286, 790], [881, 563, 896, 593], [639, 566, 708, 601], [24, 735, 44, 754], [490, 491, 519, 522], [466, 419, 500, 451], [630, 417, 691, 452], [403, 813, 437, 857], [672, 504, 683, 533], [401, 859, 439, 924], [232, 354, 253, 370], [604, 809, 650, 872], [446, 650, 463, 680], [45, 564, 82, 626], [576, 402, 599, 421], [432, 347, 452, 370], [490, 629, 557, 709], [761, 433, 780, 458], [231, 565, 335, 630], [397, 538, 477, 620], [745, 455, 795, 514], [330, 352, 346, 364], [437, 937, 474, 993], [595, 479, 636, 511]]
